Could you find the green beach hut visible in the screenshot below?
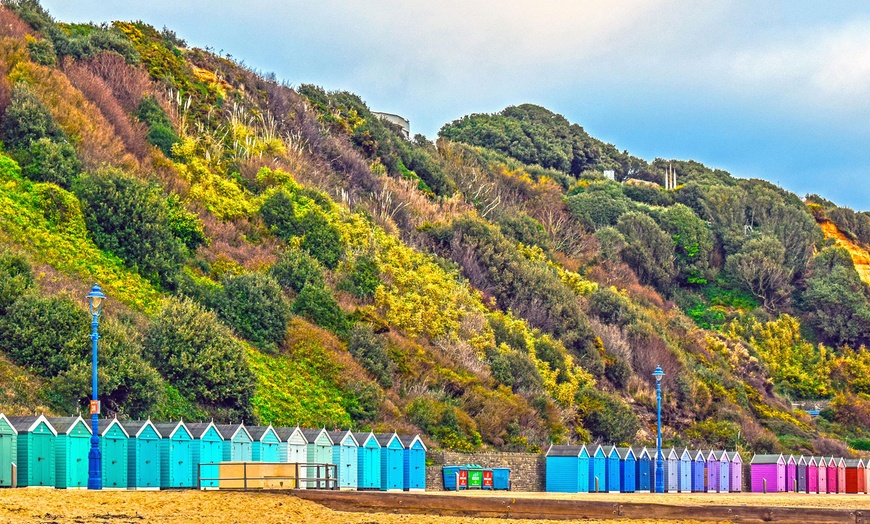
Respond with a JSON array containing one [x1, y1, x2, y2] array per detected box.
[[98, 418, 128, 489], [47, 416, 91, 489], [122, 419, 161, 489], [9, 415, 57, 487], [187, 422, 223, 488], [302, 428, 334, 488], [0, 414, 18, 487], [249, 425, 281, 462], [375, 432, 404, 491], [155, 421, 194, 488], [353, 431, 381, 490], [216, 424, 253, 462]]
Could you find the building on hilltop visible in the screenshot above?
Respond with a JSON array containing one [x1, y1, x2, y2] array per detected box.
[[372, 111, 410, 140]]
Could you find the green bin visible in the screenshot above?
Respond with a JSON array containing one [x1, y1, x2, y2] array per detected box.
[[467, 466, 483, 488]]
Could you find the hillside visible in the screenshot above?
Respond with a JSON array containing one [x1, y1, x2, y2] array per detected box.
[[1, 0, 870, 457]]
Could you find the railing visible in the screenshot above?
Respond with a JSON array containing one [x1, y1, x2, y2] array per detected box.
[[197, 462, 337, 490]]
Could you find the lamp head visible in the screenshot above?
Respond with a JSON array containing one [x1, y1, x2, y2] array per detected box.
[[87, 284, 106, 316], [653, 365, 665, 383]]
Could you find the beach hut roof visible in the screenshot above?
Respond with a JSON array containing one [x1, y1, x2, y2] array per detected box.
[[692, 450, 706, 461], [616, 447, 635, 460], [301, 428, 333, 445], [728, 451, 743, 463], [546, 445, 586, 457], [680, 448, 692, 460], [328, 430, 359, 446], [352, 431, 377, 447], [247, 425, 277, 441], [844, 459, 864, 467], [797, 456, 807, 465], [399, 434, 427, 451], [185, 422, 218, 439], [46, 416, 89, 435], [712, 450, 728, 461], [837, 457, 846, 467], [807, 456, 817, 466], [275, 426, 305, 443], [589, 444, 605, 457], [97, 417, 129, 438], [631, 446, 651, 459], [153, 420, 192, 439], [374, 432, 401, 448], [666, 448, 678, 460], [786, 454, 796, 465], [750, 454, 784, 465], [8, 415, 57, 436], [120, 419, 158, 438], [215, 423, 253, 441], [0, 414, 17, 435]]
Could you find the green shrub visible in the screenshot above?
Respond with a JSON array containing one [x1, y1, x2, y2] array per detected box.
[[216, 272, 289, 351], [270, 248, 325, 292], [26, 37, 56, 66], [1, 83, 65, 150], [290, 283, 347, 335], [348, 323, 394, 387], [578, 389, 640, 444], [588, 286, 632, 326], [260, 191, 300, 240], [17, 137, 81, 188], [342, 380, 383, 422], [496, 213, 551, 251], [298, 209, 344, 269], [165, 195, 206, 252], [147, 124, 179, 157], [136, 95, 178, 157], [604, 355, 631, 389], [616, 211, 676, 289], [339, 254, 380, 299], [73, 168, 186, 288], [0, 250, 33, 314], [144, 297, 255, 421]]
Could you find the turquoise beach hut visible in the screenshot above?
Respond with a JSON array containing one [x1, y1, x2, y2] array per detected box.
[[48, 416, 90, 489], [376, 432, 404, 491], [249, 425, 281, 462], [303, 428, 334, 488], [187, 422, 223, 488], [122, 419, 161, 489], [400, 434, 426, 491], [0, 414, 17, 487], [216, 424, 253, 462], [155, 421, 194, 488], [10, 415, 56, 487], [329, 430, 359, 490], [354, 431, 381, 490], [98, 418, 128, 489], [589, 444, 606, 492]]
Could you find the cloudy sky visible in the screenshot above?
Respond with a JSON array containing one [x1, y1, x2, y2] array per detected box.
[[44, 1, 870, 209]]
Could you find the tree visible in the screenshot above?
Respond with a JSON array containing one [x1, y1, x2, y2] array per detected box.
[[348, 323, 394, 387], [144, 297, 255, 421], [616, 212, 676, 289], [725, 236, 792, 311], [291, 283, 347, 335], [216, 272, 289, 351], [73, 168, 186, 288], [1, 82, 64, 150], [801, 246, 870, 346], [658, 203, 713, 285], [270, 248, 325, 292]]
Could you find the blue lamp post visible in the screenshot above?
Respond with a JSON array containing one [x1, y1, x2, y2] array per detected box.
[[87, 283, 105, 490], [653, 365, 665, 494]]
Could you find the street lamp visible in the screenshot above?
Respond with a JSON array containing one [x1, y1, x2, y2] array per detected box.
[[653, 365, 665, 494], [87, 283, 105, 490]]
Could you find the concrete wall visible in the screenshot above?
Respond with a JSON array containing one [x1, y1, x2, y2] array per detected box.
[[425, 451, 545, 492]]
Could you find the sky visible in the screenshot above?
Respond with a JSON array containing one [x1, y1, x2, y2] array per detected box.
[[43, 1, 870, 209]]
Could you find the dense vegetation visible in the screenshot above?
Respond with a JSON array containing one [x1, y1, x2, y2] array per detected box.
[[1, 0, 870, 457]]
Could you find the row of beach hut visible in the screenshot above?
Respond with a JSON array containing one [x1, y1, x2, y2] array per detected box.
[[546, 445, 743, 493], [0, 414, 426, 491], [750, 454, 870, 494]]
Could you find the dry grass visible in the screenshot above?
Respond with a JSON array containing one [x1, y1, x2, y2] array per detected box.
[[0, 489, 723, 523]]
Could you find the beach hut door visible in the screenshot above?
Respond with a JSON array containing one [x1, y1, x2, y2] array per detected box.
[[0, 435, 10, 485], [33, 432, 52, 485]]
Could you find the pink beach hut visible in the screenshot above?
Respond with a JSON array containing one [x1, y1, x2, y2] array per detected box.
[[807, 457, 818, 494], [836, 457, 846, 494], [826, 457, 838, 493], [785, 455, 797, 493], [816, 457, 828, 494]]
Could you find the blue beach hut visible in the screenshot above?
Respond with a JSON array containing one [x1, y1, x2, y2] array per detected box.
[[353, 431, 381, 490], [0, 414, 17, 487], [400, 434, 426, 491], [665, 448, 679, 492], [249, 425, 281, 462], [9, 415, 56, 488], [122, 419, 161, 489], [545, 445, 589, 493], [632, 447, 651, 492], [589, 444, 606, 492], [98, 418, 128, 489], [617, 447, 636, 493], [691, 450, 706, 492], [715, 450, 730, 493], [329, 430, 359, 490], [187, 422, 223, 488], [155, 421, 194, 488], [216, 424, 253, 462], [47, 416, 90, 489], [376, 432, 404, 491], [679, 448, 692, 492], [604, 445, 620, 492]]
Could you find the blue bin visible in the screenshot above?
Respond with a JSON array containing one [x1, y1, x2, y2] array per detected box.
[[443, 466, 461, 490], [493, 468, 511, 490]]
